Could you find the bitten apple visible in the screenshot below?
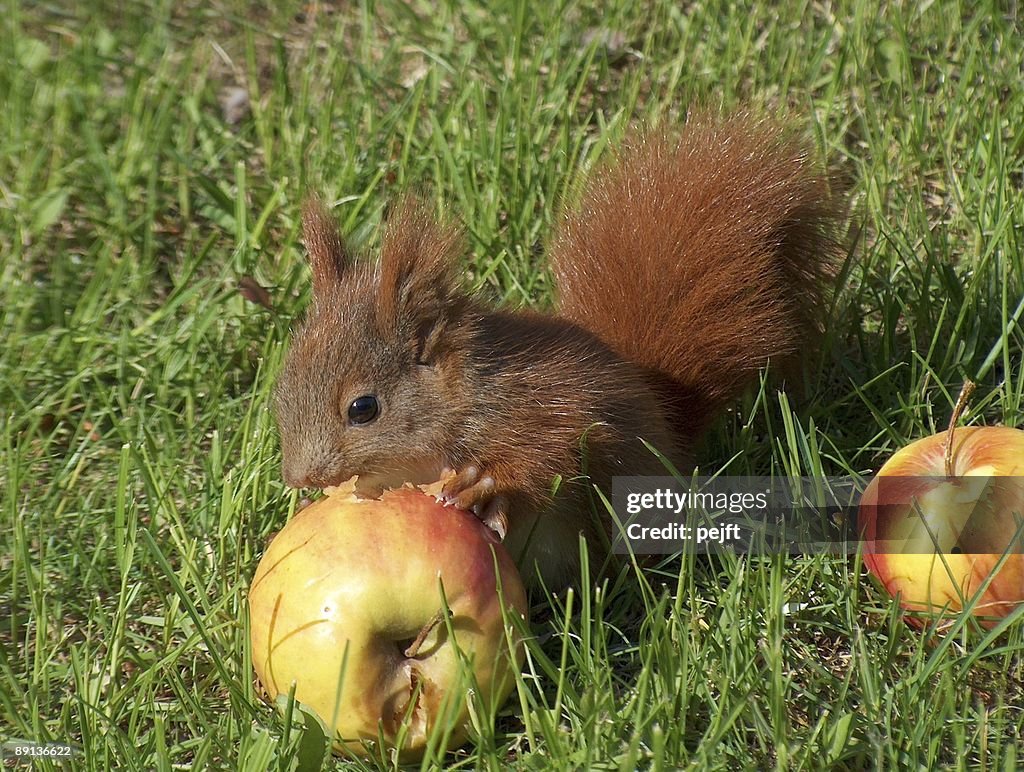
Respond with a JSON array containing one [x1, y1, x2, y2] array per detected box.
[[248, 481, 528, 760], [859, 426, 1024, 627]]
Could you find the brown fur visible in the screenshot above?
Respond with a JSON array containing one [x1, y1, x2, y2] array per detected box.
[[550, 112, 841, 441], [274, 112, 845, 587], [301, 198, 349, 292]]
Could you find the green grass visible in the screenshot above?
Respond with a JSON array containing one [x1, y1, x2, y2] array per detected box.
[[3, 0, 1023, 768]]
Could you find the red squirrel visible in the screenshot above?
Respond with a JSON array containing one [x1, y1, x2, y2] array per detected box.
[[273, 111, 845, 587]]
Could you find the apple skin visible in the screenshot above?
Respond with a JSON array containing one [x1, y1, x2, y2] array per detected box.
[[248, 483, 528, 760], [859, 426, 1024, 627]]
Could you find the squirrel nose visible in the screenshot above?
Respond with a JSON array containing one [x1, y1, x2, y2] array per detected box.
[[283, 461, 334, 489], [282, 469, 309, 489], [282, 461, 314, 489]]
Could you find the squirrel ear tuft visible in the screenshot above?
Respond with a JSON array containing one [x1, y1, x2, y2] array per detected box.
[[377, 197, 464, 324], [301, 197, 350, 294]]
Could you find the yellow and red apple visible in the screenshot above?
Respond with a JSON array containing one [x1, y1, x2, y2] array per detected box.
[[859, 426, 1024, 627], [248, 481, 528, 760]]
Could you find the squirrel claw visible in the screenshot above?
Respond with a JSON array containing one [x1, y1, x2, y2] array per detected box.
[[476, 496, 509, 541], [438, 465, 508, 539], [440, 465, 494, 509]]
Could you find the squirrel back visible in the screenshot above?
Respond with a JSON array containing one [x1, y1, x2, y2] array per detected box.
[[549, 112, 843, 443]]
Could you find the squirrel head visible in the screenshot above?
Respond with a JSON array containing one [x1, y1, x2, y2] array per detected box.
[[274, 198, 475, 491]]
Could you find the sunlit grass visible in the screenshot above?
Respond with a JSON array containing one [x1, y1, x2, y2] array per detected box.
[[2, 0, 1022, 768]]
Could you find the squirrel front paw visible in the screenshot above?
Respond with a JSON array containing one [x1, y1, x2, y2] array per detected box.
[[438, 465, 510, 540]]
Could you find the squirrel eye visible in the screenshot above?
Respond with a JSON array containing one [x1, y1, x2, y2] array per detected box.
[[347, 395, 380, 425]]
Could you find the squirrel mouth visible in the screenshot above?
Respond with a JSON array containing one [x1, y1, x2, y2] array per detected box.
[[351, 461, 448, 498]]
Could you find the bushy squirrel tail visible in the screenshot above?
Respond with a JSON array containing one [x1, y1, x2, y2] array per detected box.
[[548, 111, 845, 442]]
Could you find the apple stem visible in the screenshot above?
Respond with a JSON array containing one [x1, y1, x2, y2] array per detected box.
[[944, 379, 976, 479], [404, 612, 442, 658]]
